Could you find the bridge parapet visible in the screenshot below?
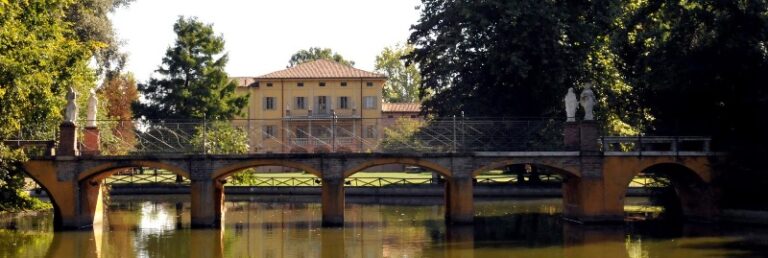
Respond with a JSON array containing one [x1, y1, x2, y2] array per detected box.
[[601, 136, 712, 156], [62, 118, 567, 155]]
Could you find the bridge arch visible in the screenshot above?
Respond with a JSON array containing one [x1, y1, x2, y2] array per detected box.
[[77, 161, 190, 182], [615, 158, 716, 220], [212, 160, 322, 180], [342, 158, 452, 178], [18, 163, 65, 228], [470, 159, 581, 178]]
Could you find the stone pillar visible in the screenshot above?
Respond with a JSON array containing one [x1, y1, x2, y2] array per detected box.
[[562, 177, 623, 223], [78, 179, 105, 228], [82, 127, 100, 156], [564, 121, 580, 150], [445, 177, 474, 224], [58, 122, 78, 156], [579, 121, 599, 152], [321, 177, 345, 227], [190, 180, 223, 228]]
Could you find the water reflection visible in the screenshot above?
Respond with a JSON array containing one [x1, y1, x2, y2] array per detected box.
[[1, 197, 768, 258]]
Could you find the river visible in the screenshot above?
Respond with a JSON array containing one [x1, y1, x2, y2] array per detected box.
[[1, 195, 767, 258]]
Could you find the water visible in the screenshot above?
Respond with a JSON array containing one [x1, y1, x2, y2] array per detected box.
[[2, 196, 768, 258]]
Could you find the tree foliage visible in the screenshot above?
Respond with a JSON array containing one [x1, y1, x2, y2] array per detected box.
[[99, 73, 138, 154], [407, 0, 619, 118], [190, 122, 253, 184], [133, 17, 248, 120], [379, 118, 430, 152], [287, 47, 355, 67], [0, 0, 96, 212], [65, 0, 135, 78], [375, 44, 422, 103], [612, 0, 768, 209]]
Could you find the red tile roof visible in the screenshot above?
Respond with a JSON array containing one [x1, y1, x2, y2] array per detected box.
[[382, 102, 421, 113], [254, 59, 386, 79]]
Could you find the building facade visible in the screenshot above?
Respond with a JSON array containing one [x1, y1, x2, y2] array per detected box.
[[233, 60, 386, 153]]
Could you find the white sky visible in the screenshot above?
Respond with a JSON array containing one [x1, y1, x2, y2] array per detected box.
[[111, 0, 422, 82]]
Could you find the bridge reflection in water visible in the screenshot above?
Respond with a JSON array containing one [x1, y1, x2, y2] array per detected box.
[[3, 197, 766, 258]]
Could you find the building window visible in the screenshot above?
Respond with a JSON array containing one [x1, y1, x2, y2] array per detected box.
[[387, 115, 394, 118], [340, 82, 347, 87], [338, 96, 349, 109], [319, 82, 326, 87], [295, 97, 306, 110], [253, 82, 260, 87], [297, 82, 304, 87], [266, 82, 273, 87], [263, 125, 276, 139], [264, 97, 275, 110], [366, 82, 373, 87], [411, 115, 417, 118], [365, 125, 376, 138], [316, 96, 329, 114], [363, 96, 377, 109]]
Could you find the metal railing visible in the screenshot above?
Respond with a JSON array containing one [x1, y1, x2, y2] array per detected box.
[[7, 116, 716, 156], [70, 117, 565, 155]]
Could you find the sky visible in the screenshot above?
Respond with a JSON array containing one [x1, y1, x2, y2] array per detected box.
[[111, 0, 423, 83]]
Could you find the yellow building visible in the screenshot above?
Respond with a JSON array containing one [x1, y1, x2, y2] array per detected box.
[[233, 59, 386, 153]]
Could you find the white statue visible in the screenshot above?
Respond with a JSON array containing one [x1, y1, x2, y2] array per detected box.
[[64, 86, 78, 124], [86, 88, 98, 127], [564, 87, 578, 122], [580, 82, 596, 120]]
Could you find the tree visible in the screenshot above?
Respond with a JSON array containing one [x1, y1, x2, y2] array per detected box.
[[99, 73, 139, 154], [1, 0, 96, 212], [612, 0, 768, 209], [407, 1, 619, 115], [133, 17, 248, 120], [375, 44, 422, 103], [189, 121, 254, 184], [66, 0, 135, 79], [287, 47, 355, 67], [379, 118, 430, 152]]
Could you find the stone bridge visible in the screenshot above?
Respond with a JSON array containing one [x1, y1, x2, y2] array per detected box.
[[18, 121, 719, 230]]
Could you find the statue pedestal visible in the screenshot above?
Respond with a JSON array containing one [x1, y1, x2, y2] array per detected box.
[[579, 121, 599, 152], [564, 122, 580, 150], [58, 122, 79, 156], [82, 127, 100, 156]]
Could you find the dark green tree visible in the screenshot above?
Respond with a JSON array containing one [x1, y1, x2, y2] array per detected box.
[[613, 0, 768, 209], [287, 47, 355, 67], [133, 17, 248, 120], [407, 1, 621, 116]]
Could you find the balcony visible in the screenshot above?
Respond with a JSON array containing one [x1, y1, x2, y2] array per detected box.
[[284, 108, 359, 120]]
